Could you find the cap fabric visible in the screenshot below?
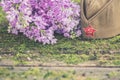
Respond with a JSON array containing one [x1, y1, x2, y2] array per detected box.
[[80, 0, 120, 39]]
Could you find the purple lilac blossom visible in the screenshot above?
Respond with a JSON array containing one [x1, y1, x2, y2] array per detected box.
[[0, 0, 81, 44]]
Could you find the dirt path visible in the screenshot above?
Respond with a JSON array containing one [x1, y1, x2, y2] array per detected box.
[[8, 66, 120, 72]]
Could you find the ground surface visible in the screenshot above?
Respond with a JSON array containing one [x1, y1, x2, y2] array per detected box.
[[0, 2, 120, 80], [0, 67, 120, 80]]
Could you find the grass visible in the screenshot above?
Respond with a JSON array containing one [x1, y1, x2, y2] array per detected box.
[[0, 6, 120, 66], [0, 67, 120, 80]]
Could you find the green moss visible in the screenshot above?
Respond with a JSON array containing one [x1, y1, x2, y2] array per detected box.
[[86, 77, 100, 80], [107, 71, 120, 78], [0, 7, 7, 26]]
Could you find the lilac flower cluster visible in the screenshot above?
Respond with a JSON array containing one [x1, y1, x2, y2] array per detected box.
[[1, 0, 81, 44]]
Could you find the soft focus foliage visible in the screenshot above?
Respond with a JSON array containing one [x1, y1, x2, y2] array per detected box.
[[0, 0, 81, 44]]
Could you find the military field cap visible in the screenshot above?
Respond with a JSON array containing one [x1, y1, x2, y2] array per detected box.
[[80, 0, 120, 39]]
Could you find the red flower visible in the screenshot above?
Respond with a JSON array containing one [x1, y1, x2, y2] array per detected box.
[[83, 25, 96, 37]]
